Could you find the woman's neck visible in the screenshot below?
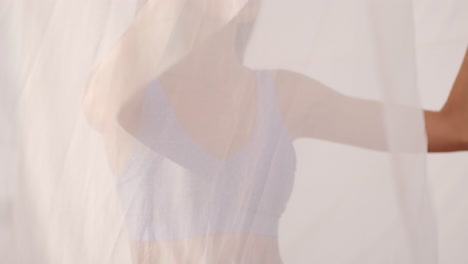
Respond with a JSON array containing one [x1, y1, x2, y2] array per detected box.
[[184, 25, 249, 75]]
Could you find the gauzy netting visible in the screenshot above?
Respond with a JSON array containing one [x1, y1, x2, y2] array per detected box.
[[2, 0, 467, 263]]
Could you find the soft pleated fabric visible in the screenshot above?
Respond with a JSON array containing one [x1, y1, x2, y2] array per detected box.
[[1, 0, 467, 263]]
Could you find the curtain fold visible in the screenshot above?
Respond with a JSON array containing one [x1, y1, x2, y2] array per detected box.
[[1, 0, 467, 263]]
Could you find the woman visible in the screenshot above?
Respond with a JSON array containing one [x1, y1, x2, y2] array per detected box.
[[83, 0, 468, 263]]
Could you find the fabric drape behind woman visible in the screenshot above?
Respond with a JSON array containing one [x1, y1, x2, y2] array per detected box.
[[1, 0, 467, 263]]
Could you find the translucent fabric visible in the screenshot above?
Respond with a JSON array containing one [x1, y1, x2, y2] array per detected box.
[[0, 0, 466, 263]]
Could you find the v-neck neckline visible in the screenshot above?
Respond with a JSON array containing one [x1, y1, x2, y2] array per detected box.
[[153, 71, 266, 165]]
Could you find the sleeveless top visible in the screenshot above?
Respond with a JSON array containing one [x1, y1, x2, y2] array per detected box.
[[117, 71, 297, 241]]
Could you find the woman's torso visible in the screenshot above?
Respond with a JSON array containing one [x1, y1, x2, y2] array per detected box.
[[117, 70, 296, 263]]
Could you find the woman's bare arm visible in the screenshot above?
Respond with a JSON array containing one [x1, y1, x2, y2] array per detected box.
[[425, 48, 468, 152], [277, 48, 468, 152], [276, 72, 389, 150]]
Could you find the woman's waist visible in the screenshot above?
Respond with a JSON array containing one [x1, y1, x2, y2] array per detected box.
[[125, 209, 281, 241], [130, 233, 283, 264]]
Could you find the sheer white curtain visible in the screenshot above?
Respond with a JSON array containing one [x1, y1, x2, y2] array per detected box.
[[414, 1, 468, 263], [0, 0, 467, 263]]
